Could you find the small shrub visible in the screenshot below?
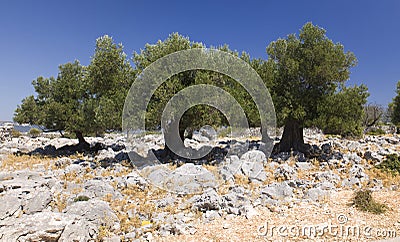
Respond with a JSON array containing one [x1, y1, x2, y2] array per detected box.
[[351, 189, 387, 214], [11, 129, 22, 138], [376, 154, 400, 175], [144, 130, 161, 135], [324, 133, 341, 139], [366, 128, 386, 135], [218, 126, 232, 138], [28, 128, 42, 138], [74, 195, 90, 202]]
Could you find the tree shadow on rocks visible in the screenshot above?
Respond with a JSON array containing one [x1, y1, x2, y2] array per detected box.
[[24, 143, 106, 157], [146, 146, 229, 166], [18, 142, 124, 159], [147, 139, 267, 167]]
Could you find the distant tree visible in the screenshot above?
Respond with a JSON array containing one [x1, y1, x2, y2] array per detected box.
[[315, 85, 369, 137], [14, 95, 38, 125], [14, 35, 134, 148], [390, 81, 400, 128], [363, 102, 384, 129], [389, 81, 400, 134], [267, 22, 359, 153], [382, 106, 393, 124], [15, 61, 86, 138]]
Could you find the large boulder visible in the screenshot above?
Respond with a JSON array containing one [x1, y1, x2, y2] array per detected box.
[[220, 186, 252, 216], [143, 163, 217, 194], [165, 164, 217, 194], [218, 155, 242, 182], [240, 150, 267, 182], [260, 182, 293, 200], [80, 179, 123, 200], [241, 161, 267, 183], [0, 194, 22, 220], [64, 199, 119, 229], [274, 163, 297, 180], [58, 219, 98, 241], [304, 187, 330, 202], [0, 212, 97, 241], [23, 187, 53, 214], [240, 150, 266, 163], [189, 188, 221, 211]]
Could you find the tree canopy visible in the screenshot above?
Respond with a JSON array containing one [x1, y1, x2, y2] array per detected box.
[[15, 23, 370, 155], [132, 33, 266, 141], [14, 35, 134, 146], [315, 85, 369, 136], [267, 22, 365, 152], [390, 81, 400, 126]]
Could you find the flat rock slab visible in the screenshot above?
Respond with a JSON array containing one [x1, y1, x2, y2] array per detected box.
[[0, 211, 97, 241], [64, 199, 119, 229], [0, 194, 22, 220]]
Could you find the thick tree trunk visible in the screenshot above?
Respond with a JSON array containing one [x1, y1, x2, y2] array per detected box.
[[75, 130, 90, 150], [179, 127, 185, 143], [160, 124, 192, 162], [277, 118, 310, 154]]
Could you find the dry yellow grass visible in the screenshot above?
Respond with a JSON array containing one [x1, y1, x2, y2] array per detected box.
[[104, 183, 180, 236], [366, 167, 400, 188], [50, 192, 68, 212], [0, 154, 56, 171]]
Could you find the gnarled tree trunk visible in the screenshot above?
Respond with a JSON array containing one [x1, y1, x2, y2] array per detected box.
[[276, 118, 310, 154], [75, 130, 90, 150], [161, 122, 193, 161]]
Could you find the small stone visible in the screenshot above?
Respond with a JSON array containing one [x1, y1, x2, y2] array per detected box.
[[124, 232, 136, 241], [274, 164, 297, 180], [241, 204, 259, 219], [295, 162, 313, 170], [102, 235, 121, 242], [190, 188, 220, 211], [142, 232, 153, 241]]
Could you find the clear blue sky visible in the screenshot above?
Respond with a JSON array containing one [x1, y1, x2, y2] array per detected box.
[[1, 0, 399, 121]]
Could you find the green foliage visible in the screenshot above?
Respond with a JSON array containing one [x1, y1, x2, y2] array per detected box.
[[74, 195, 90, 202], [14, 96, 38, 124], [376, 154, 400, 175], [390, 81, 400, 125], [132, 33, 264, 134], [15, 25, 368, 145], [351, 189, 387, 214], [11, 129, 22, 138], [366, 128, 386, 135], [28, 128, 42, 138], [267, 22, 357, 129], [314, 85, 368, 137], [14, 35, 134, 140], [218, 126, 232, 138]]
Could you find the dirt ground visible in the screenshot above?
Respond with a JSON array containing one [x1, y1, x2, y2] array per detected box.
[[160, 190, 400, 242]]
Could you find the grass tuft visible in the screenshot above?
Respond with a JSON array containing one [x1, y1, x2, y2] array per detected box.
[[74, 195, 90, 202], [376, 154, 400, 175], [351, 189, 387, 214]]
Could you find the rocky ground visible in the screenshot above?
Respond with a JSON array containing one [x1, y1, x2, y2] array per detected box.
[[0, 129, 399, 241]]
